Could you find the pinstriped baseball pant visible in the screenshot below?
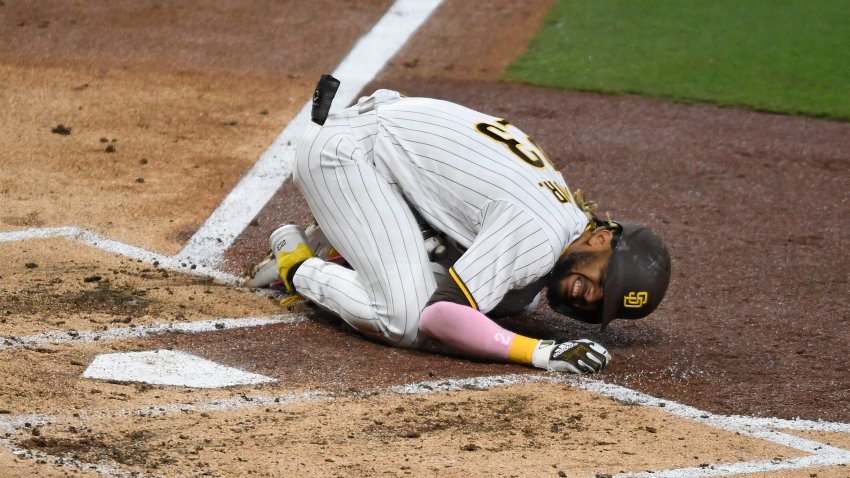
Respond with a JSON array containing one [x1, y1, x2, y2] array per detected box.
[[291, 108, 437, 348]]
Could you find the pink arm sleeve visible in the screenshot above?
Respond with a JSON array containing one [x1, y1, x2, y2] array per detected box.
[[419, 301, 516, 360]]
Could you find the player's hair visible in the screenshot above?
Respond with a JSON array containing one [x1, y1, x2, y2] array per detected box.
[[574, 189, 620, 233]]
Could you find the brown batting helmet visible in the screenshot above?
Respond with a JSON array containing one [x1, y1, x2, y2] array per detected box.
[[550, 222, 671, 330]]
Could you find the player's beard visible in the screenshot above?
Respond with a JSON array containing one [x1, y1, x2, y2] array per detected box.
[[547, 250, 603, 319]]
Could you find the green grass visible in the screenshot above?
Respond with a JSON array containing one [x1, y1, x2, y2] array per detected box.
[[504, 0, 850, 120]]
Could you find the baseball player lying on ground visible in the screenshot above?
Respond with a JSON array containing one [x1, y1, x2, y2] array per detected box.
[[250, 80, 671, 374]]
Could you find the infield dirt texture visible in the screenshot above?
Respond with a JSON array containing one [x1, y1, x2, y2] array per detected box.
[[1, 1, 849, 477]]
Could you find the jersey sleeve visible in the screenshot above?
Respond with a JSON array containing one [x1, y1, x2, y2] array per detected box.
[[448, 201, 557, 314]]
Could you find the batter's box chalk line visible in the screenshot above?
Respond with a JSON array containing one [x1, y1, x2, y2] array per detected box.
[[0, 374, 848, 478], [0, 315, 307, 352], [0, 226, 242, 284]]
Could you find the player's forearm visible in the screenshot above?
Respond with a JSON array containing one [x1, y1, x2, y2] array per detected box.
[[419, 301, 612, 373], [419, 301, 540, 365]]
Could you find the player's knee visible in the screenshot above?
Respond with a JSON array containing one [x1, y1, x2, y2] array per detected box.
[[332, 302, 419, 348], [377, 307, 424, 349], [292, 126, 322, 184], [291, 156, 308, 188], [382, 328, 426, 350]]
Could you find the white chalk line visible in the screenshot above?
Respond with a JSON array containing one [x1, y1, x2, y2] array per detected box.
[[0, 315, 307, 352], [0, 226, 242, 285], [1, 374, 848, 478], [176, 0, 446, 268], [563, 376, 850, 477]]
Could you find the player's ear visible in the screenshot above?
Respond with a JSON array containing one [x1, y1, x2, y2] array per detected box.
[[587, 228, 614, 249]]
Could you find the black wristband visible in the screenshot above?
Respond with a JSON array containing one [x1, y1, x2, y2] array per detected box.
[[286, 260, 307, 291]]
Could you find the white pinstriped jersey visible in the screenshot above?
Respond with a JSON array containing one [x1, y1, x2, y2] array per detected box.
[[367, 93, 589, 313]]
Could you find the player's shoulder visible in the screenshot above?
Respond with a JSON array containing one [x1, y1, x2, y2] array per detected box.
[[358, 89, 404, 105], [487, 199, 587, 255], [484, 200, 558, 237], [374, 92, 485, 118]]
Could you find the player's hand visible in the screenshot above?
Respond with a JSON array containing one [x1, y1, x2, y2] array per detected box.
[[531, 339, 611, 374]]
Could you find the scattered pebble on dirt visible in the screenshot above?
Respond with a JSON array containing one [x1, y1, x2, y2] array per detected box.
[[50, 124, 71, 135]]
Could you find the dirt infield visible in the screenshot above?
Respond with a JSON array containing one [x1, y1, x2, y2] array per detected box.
[[2, 0, 849, 476]]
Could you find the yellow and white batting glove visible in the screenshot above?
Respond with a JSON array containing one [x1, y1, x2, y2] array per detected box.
[[276, 242, 314, 294], [531, 339, 611, 374]]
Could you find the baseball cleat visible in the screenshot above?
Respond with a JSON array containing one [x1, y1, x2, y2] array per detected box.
[[246, 222, 347, 288], [269, 223, 309, 258], [246, 224, 311, 289], [246, 251, 280, 288], [269, 224, 314, 294]]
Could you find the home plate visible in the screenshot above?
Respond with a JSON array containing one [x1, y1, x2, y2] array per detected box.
[[82, 349, 277, 388]]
